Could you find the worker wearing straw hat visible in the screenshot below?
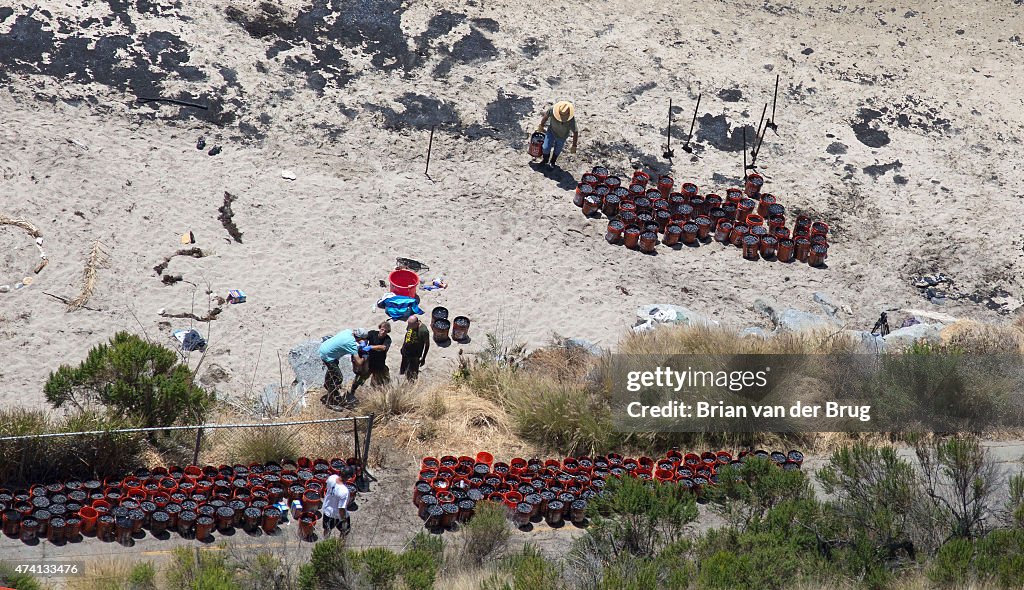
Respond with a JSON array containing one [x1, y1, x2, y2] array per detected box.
[[534, 100, 579, 167]]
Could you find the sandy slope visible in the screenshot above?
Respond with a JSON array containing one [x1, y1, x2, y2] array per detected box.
[[1, 0, 1023, 405]]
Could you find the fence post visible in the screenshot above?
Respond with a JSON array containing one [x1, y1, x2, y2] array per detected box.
[[192, 426, 203, 465], [362, 414, 374, 472]]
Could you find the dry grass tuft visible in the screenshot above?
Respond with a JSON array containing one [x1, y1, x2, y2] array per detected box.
[[68, 240, 108, 311], [65, 557, 156, 590], [940, 320, 1024, 354], [617, 323, 859, 356]]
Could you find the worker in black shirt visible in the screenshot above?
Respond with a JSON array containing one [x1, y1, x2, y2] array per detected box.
[[347, 321, 392, 403], [400, 315, 430, 381]]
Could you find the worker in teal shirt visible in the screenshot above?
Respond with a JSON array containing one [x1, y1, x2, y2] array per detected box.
[[319, 328, 369, 405]]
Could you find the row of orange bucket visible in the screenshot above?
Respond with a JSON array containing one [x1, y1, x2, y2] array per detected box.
[[576, 167, 829, 265], [0, 458, 363, 545], [413, 449, 803, 531]]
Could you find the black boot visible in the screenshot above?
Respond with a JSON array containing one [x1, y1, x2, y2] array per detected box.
[[550, 154, 559, 168], [540, 153, 549, 165]]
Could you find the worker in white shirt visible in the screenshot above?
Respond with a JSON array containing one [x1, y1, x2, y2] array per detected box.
[[321, 472, 351, 538]]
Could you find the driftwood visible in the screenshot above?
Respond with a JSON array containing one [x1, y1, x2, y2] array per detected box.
[[0, 215, 42, 238], [159, 307, 223, 322], [68, 241, 107, 311], [136, 96, 209, 110], [154, 247, 207, 276], [43, 291, 101, 312]]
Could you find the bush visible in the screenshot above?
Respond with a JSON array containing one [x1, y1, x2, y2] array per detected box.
[[482, 544, 562, 590], [348, 547, 400, 589], [509, 381, 618, 455], [126, 563, 157, 590], [399, 532, 443, 590], [68, 560, 157, 590], [164, 547, 237, 590], [299, 538, 351, 590], [229, 549, 298, 590], [231, 426, 301, 465], [914, 435, 1001, 542], [1009, 473, 1024, 528], [708, 457, 814, 529], [0, 563, 43, 590], [818, 443, 919, 560], [0, 408, 146, 484], [457, 500, 512, 568], [583, 475, 697, 559], [973, 529, 1024, 589], [929, 538, 973, 587], [45, 331, 215, 429]]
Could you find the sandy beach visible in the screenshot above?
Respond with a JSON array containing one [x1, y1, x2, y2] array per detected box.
[[2, 0, 1023, 406]]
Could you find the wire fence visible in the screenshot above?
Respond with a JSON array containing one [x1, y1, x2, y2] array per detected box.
[[0, 416, 375, 488]]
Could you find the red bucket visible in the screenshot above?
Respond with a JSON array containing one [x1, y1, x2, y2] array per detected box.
[[388, 269, 419, 297], [528, 132, 545, 158]]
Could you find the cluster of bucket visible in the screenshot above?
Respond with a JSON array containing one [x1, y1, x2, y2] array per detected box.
[[429, 306, 470, 344], [574, 167, 830, 265], [0, 457, 362, 546], [413, 448, 803, 531]]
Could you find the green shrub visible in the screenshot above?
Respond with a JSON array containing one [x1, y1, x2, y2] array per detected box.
[[164, 547, 237, 590], [1009, 473, 1024, 528], [399, 532, 443, 590], [231, 550, 296, 590], [57, 410, 146, 480], [481, 545, 563, 590], [818, 443, 918, 556], [124, 562, 157, 590], [0, 408, 146, 484], [974, 529, 1024, 589], [0, 562, 44, 590], [348, 547, 400, 589], [300, 538, 351, 590], [708, 457, 813, 529], [458, 500, 512, 568], [914, 435, 1000, 543], [583, 475, 697, 559], [45, 331, 215, 429], [929, 538, 974, 587]]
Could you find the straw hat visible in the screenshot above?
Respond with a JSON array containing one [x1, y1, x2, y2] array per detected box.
[[553, 101, 575, 122]]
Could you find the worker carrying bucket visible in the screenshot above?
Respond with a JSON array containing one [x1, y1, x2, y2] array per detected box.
[[531, 100, 579, 168]]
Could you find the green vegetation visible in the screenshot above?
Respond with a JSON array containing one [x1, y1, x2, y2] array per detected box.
[[45, 331, 215, 429], [0, 407, 145, 483], [456, 500, 513, 567], [230, 426, 302, 465], [0, 562, 43, 590]]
